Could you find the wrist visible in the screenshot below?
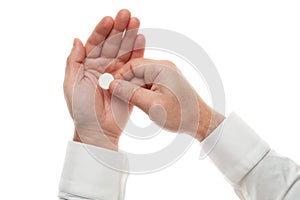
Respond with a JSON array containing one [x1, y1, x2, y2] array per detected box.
[[195, 99, 225, 142], [73, 130, 120, 151]]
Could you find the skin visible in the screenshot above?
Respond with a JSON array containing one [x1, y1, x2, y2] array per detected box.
[[64, 9, 145, 150], [109, 58, 225, 142], [64, 9, 224, 152]]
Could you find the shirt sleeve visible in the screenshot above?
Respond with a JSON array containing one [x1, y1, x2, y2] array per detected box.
[[58, 141, 128, 200], [201, 113, 300, 200]]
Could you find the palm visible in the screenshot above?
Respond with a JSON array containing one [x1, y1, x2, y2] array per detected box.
[[99, 60, 135, 130], [71, 10, 145, 148]]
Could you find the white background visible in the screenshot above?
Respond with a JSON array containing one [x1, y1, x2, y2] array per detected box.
[[1, 0, 300, 199]]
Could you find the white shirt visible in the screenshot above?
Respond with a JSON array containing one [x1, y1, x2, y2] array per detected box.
[[58, 113, 300, 199]]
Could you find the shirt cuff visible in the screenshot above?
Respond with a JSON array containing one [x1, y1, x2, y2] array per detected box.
[[200, 112, 270, 185], [59, 141, 129, 200]]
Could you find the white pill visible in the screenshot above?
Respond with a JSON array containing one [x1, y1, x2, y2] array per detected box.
[[98, 73, 114, 90]]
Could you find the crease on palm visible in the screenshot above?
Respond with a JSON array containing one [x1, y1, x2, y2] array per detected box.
[[72, 29, 144, 147]]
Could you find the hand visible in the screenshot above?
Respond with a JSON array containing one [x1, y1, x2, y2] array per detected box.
[[63, 9, 145, 150], [109, 58, 225, 141]]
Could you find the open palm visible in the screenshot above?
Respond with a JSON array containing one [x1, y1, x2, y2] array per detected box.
[[64, 10, 145, 150]]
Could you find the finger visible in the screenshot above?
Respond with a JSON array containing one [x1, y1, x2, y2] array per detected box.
[[113, 58, 145, 79], [130, 77, 146, 86], [64, 38, 85, 107], [65, 38, 85, 80], [130, 34, 146, 59], [85, 16, 114, 58], [114, 58, 158, 81], [101, 9, 131, 58], [116, 17, 140, 62], [109, 79, 157, 113]]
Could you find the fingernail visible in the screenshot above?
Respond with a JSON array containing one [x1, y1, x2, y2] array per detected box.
[[73, 39, 76, 48], [113, 80, 122, 94]]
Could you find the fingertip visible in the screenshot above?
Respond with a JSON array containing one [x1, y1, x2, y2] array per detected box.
[[102, 16, 114, 27], [129, 17, 140, 27], [116, 9, 131, 20], [73, 38, 83, 48], [96, 16, 114, 34], [108, 79, 120, 94], [115, 9, 131, 29], [118, 9, 131, 17], [73, 38, 78, 48], [70, 38, 85, 62], [103, 16, 114, 22], [113, 71, 123, 80]]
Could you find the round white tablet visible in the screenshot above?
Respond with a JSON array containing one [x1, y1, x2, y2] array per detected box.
[[98, 73, 114, 90]]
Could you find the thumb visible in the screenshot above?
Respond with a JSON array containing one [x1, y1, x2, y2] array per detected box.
[[109, 79, 157, 113], [65, 38, 86, 83], [71, 38, 85, 63], [64, 38, 85, 96], [63, 38, 86, 117], [66, 38, 85, 71]]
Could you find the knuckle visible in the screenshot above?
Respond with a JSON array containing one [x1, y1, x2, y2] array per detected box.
[[162, 60, 175, 66]]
